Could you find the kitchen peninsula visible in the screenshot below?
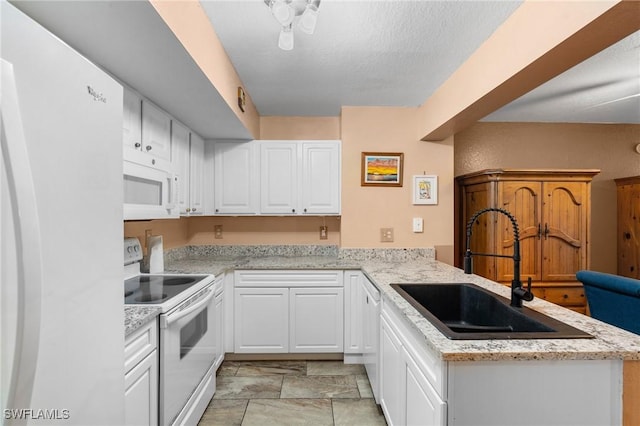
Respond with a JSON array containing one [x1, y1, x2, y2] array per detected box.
[[126, 245, 640, 425]]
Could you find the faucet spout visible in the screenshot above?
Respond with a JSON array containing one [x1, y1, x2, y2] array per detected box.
[[463, 207, 534, 308]]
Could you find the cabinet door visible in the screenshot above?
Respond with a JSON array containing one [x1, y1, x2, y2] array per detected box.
[[380, 315, 405, 426], [213, 290, 224, 369], [301, 141, 341, 214], [542, 181, 589, 281], [498, 181, 542, 282], [462, 182, 496, 279], [171, 121, 191, 215], [618, 181, 640, 278], [189, 133, 205, 215], [234, 287, 288, 353], [124, 350, 158, 426], [289, 287, 344, 353], [404, 348, 446, 426], [214, 141, 258, 214], [362, 277, 380, 403], [123, 88, 142, 158], [141, 100, 172, 163], [344, 271, 363, 354], [260, 142, 299, 214]]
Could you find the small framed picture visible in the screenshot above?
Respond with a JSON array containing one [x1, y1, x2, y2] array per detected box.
[[361, 152, 404, 187], [412, 175, 438, 205]]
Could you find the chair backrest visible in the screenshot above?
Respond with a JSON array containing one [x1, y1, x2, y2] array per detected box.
[[576, 270, 640, 335]]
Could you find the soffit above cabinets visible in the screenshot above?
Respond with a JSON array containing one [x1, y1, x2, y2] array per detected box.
[[11, 0, 252, 140]]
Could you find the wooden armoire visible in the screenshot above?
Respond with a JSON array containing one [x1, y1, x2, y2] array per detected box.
[[455, 169, 600, 313], [615, 176, 640, 279]]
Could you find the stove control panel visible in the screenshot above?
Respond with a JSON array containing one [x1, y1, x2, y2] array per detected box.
[[124, 237, 143, 265]]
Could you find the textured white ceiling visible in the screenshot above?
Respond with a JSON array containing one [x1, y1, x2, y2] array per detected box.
[[201, 0, 523, 116], [203, 0, 639, 123]]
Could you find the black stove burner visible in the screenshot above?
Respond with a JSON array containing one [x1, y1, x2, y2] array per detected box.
[[124, 274, 209, 306], [136, 293, 168, 303]]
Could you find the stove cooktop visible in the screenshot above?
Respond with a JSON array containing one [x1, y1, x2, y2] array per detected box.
[[124, 274, 210, 305]]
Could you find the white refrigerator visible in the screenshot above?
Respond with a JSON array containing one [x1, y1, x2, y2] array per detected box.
[[1, 3, 125, 424]]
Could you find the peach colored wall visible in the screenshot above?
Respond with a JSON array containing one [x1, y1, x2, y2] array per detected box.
[[150, 0, 260, 138], [341, 107, 455, 264], [188, 216, 341, 246], [454, 122, 640, 274], [260, 116, 341, 140], [124, 219, 189, 251]]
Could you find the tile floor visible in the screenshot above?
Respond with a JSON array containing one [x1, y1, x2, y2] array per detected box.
[[198, 360, 387, 425]]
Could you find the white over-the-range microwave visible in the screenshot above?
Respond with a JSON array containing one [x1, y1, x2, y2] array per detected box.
[[123, 160, 179, 220]]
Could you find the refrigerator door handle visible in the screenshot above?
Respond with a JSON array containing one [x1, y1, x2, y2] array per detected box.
[[1, 59, 44, 418]]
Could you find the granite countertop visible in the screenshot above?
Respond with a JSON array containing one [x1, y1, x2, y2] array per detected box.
[[124, 306, 162, 337], [124, 246, 640, 361]]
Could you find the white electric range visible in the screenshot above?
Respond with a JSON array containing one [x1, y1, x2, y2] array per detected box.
[[124, 238, 216, 426]]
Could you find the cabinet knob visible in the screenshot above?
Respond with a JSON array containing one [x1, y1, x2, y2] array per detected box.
[[134, 142, 141, 148], [215, 209, 219, 213], [145, 145, 152, 151], [192, 208, 197, 212], [292, 209, 296, 213], [151, 159, 156, 165], [624, 232, 632, 240], [186, 208, 191, 213], [304, 208, 307, 213]]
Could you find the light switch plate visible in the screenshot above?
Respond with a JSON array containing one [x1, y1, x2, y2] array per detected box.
[[214, 225, 223, 239], [413, 217, 423, 233], [319, 226, 328, 240]]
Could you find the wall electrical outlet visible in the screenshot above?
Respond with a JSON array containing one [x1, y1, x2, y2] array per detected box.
[[319, 226, 328, 240], [214, 225, 223, 239], [381, 228, 394, 242]]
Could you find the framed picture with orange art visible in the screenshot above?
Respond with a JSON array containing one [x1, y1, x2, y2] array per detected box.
[[361, 152, 404, 187]]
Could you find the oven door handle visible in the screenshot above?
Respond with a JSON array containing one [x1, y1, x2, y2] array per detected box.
[[161, 287, 214, 328]]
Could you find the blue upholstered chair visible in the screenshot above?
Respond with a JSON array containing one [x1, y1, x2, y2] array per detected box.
[[576, 270, 640, 335]]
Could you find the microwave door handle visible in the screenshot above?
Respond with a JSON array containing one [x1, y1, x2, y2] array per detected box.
[[166, 174, 178, 211], [161, 287, 215, 328], [1, 59, 45, 414]]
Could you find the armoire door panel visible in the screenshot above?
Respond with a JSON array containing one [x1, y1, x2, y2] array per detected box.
[[464, 184, 496, 279], [542, 182, 587, 281], [498, 182, 542, 282]]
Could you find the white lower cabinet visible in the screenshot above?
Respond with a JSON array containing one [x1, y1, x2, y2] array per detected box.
[[380, 302, 446, 426], [233, 270, 344, 354], [290, 287, 344, 352], [404, 347, 446, 426], [234, 287, 289, 353], [124, 319, 158, 426], [213, 275, 225, 368]]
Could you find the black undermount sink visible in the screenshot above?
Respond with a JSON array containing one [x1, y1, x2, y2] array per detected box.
[[391, 283, 593, 340]]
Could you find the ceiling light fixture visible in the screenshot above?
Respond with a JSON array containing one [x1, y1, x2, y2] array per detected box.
[[264, 0, 321, 51]]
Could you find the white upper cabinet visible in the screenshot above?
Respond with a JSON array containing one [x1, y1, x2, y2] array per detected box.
[[214, 141, 259, 214], [260, 142, 299, 214], [171, 121, 190, 215], [189, 133, 204, 215], [258, 140, 341, 215], [301, 141, 341, 214], [122, 86, 172, 172], [171, 121, 205, 216], [123, 88, 142, 158], [141, 101, 172, 164]]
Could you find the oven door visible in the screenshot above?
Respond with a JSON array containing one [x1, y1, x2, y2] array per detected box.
[[123, 160, 179, 220], [159, 285, 216, 426]]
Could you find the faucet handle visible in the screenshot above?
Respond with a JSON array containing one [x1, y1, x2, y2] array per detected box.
[[524, 277, 534, 301]]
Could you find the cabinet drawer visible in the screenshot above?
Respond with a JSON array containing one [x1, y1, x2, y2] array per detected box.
[[234, 270, 343, 287], [125, 319, 158, 374], [531, 286, 586, 307]]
